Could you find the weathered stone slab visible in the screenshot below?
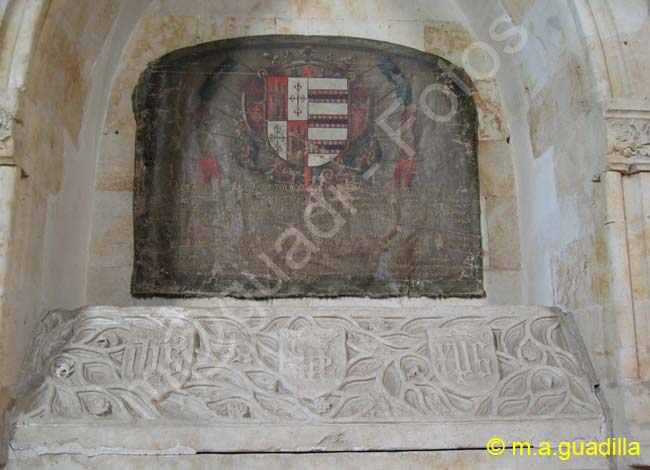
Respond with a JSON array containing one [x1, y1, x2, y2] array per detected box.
[[131, 36, 482, 299], [11, 305, 605, 455], [6, 451, 610, 470]]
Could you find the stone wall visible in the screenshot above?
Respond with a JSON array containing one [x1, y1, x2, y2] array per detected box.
[[1, 0, 650, 467], [0, 0, 148, 450], [87, 0, 523, 307]]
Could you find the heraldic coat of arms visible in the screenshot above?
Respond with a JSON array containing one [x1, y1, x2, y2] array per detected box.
[[237, 46, 380, 187]]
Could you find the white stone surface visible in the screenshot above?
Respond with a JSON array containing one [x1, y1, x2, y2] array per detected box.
[[10, 305, 605, 456], [5, 450, 610, 470]]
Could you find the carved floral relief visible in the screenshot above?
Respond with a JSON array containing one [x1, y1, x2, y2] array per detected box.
[[17, 307, 600, 424]]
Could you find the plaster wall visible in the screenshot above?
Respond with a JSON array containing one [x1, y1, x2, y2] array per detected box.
[[0, 0, 151, 409]]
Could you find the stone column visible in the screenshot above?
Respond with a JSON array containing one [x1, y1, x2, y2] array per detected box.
[[0, 164, 19, 465], [604, 99, 650, 444]]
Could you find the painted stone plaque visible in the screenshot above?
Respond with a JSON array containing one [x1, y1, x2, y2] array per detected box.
[[132, 36, 483, 298]]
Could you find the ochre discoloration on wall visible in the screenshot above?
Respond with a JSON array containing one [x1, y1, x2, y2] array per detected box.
[[477, 139, 521, 274], [423, 21, 472, 64], [500, 0, 536, 24], [139, 16, 197, 56], [478, 140, 516, 197], [485, 196, 522, 271], [95, 132, 135, 192], [527, 61, 589, 163], [294, 0, 364, 19], [28, 16, 87, 148], [296, 0, 332, 19], [473, 79, 507, 141]]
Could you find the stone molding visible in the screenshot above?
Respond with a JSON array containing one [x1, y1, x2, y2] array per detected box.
[[606, 98, 650, 174]]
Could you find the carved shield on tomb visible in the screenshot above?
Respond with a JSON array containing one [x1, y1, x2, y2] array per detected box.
[[117, 327, 195, 387], [427, 327, 499, 397], [278, 327, 347, 399]]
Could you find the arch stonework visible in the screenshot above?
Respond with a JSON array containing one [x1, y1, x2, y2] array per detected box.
[[0, 0, 649, 467]]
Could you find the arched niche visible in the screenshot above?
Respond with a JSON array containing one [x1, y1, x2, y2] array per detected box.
[[130, 35, 483, 299]]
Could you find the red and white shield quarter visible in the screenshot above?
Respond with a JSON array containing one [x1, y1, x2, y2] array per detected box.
[[266, 76, 349, 167]]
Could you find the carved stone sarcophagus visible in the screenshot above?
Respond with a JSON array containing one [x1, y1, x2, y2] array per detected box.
[[11, 305, 606, 456]]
